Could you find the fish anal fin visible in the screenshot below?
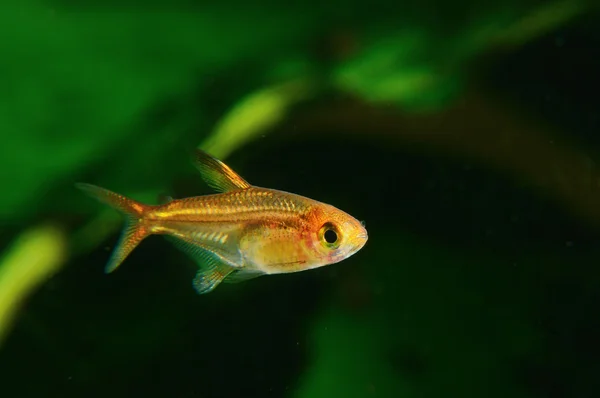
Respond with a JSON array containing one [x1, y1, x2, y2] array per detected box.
[[164, 223, 244, 268], [166, 235, 238, 267], [165, 236, 236, 294], [193, 265, 233, 294], [193, 149, 251, 193]]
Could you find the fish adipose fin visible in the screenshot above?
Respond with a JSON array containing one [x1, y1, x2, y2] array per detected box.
[[166, 236, 236, 294], [157, 193, 174, 204], [192, 149, 251, 192], [75, 183, 153, 273]]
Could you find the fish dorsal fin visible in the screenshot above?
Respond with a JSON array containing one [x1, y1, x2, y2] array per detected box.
[[193, 149, 251, 193]]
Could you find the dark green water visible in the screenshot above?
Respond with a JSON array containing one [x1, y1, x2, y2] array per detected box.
[[0, 2, 599, 397]]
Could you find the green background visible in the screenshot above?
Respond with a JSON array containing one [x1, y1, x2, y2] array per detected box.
[[0, 1, 599, 397]]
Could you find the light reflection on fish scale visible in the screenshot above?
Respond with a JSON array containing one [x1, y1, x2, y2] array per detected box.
[[191, 230, 229, 244], [238, 191, 301, 213], [161, 189, 309, 218]]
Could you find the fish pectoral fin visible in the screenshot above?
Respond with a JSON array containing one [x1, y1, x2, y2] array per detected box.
[[166, 235, 243, 269], [192, 149, 251, 193], [223, 268, 265, 284], [193, 264, 234, 294]]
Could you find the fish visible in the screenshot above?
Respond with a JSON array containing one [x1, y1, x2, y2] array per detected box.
[[76, 149, 368, 294]]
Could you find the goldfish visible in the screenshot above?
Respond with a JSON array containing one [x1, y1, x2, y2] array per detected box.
[[76, 149, 368, 294]]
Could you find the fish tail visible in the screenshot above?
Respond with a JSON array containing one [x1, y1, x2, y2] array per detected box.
[[76, 183, 153, 273]]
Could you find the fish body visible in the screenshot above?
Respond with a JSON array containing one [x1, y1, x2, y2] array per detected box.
[[77, 150, 368, 294]]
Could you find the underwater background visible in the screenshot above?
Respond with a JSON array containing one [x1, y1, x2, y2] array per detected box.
[[1, 0, 599, 397]]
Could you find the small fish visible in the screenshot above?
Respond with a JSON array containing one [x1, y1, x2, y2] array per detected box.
[[76, 149, 368, 294]]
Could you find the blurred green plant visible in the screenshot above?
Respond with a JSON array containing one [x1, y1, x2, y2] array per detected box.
[[332, 0, 587, 110], [0, 1, 316, 222], [0, 0, 589, 223], [0, 224, 67, 344]]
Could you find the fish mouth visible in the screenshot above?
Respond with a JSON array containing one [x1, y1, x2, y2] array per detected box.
[[352, 231, 368, 252]]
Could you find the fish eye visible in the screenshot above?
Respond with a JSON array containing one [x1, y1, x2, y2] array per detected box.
[[324, 229, 338, 244], [319, 222, 340, 249]]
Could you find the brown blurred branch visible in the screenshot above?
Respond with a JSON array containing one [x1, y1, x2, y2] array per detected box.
[[274, 91, 600, 226]]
